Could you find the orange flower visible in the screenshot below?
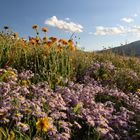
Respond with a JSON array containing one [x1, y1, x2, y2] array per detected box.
[[35, 37, 40, 43], [42, 27, 48, 32], [56, 44, 63, 52], [29, 38, 35, 44], [47, 41, 53, 47], [49, 36, 57, 42], [68, 39, 74, 45], [32, 24, 38, 30], [23, 40, 28, 47], [43, 36, 48, 43], [59, 38, 68, 45], [70, 45, 76, 51], [42, 44, 48, 49]]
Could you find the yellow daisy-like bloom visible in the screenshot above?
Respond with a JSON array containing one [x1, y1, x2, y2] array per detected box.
[[36, 117, 50, 132], [137, 89, 140, 92], [42, 27, 48, 32], [15, 112, 22, 117], [8, 70, 17, 77], [32, 24, 38, 30], [21, 80, 28, 86]]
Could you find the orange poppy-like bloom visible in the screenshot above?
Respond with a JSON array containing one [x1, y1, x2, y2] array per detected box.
[[36, 117, 50, 132], [68, 39, 74, 45], [43, 36, 48, 43], [42, 44, 48, 49], [70, 45, 76, 51], [29, 38, 35, 44], [42, 27, 48, 32], [35, 37, 40, 43], [49, 36, 57, 42], [23, 40, 28, 47], [59, 38, 68, 45], [47, 41, 53, 47], [32, 24, 38, 30]]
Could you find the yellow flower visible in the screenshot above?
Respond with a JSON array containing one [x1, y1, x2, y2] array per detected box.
[[36, 117, 50, 132], [137, 89, 140, 92], [42, 27, 48, 32], [8, 70, 17, 77], [10, 130, 15, 140], [32, 24, 38, 30], [20, 80, 28, 86], [15, 112, 22, 117]]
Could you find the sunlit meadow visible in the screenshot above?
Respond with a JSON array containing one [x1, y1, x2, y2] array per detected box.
[[1, 25, 140, 140]]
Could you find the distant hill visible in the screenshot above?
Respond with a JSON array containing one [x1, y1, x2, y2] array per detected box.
[[102, 40, 140, 56]]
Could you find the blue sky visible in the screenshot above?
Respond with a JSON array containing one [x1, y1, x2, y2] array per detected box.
[[1, 0, 140, 51]]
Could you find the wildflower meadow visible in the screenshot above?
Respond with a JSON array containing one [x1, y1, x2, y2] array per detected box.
[[1, 25, 140, 140]]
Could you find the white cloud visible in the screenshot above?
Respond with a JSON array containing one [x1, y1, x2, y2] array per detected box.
[[93, 25, 140, 37], [94, 26, 126, 35], [129, 25, 140, 37], [121, 17, 134, 23], [44, 16, 83, 33], [65, 17, 70, 21], [133, 13, 138, 17]]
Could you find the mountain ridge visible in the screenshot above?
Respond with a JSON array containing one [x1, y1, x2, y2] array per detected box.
[[103, 40, 140, 56]]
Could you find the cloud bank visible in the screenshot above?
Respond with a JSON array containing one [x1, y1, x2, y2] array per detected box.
[[45, 16, 83, 33], [94, 26, 126, 35], [121, 17, 134, 23], [93, 25, 140, 37]]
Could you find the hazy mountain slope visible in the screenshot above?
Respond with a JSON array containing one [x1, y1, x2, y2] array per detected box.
[[105, 40, 140, 56]]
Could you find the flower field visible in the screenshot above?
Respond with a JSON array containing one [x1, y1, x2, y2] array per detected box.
[[1, 26, 140, 140]]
